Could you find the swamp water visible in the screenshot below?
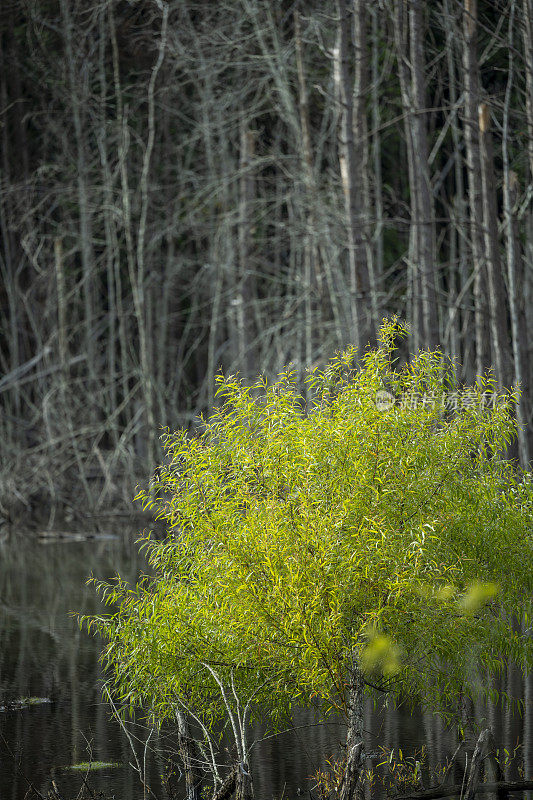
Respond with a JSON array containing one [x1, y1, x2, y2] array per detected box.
[[0, 530, 532, 799]]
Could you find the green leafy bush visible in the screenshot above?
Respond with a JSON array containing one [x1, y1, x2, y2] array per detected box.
[[85, 321, 533, 788]]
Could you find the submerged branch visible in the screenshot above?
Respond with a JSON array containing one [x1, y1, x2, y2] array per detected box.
[[393, 780, 533, 800]]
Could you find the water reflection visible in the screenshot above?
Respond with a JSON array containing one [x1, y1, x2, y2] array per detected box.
[[0, 531, 531, 799], [0, 531, 151, 799]]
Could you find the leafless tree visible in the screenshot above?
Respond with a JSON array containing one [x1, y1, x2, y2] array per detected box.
[[2, 0, 533, 527]]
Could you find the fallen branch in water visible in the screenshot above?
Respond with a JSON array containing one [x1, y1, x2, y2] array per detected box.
[[392, 779, 533, 800]]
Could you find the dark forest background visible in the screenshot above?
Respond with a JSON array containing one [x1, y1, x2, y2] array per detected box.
[[1, 0, 533, 525]]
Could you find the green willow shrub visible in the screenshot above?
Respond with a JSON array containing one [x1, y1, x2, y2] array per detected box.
[[86, 321, 533, 789]]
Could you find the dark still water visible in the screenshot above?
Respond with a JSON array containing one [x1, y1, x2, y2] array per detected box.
[[0, 529, 532, 799]]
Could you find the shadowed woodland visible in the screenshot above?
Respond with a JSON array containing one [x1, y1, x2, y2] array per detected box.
[[2, 0, 533, 523]]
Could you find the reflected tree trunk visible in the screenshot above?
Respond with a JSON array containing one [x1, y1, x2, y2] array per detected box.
[[177, 710, 202, 800]]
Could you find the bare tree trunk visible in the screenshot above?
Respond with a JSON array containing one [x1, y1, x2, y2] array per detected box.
[[444, 0, 472, 379], [0, 33, 20, 418], [108, 4, 130, 411], [354, 0, 379, 330], [238, 117, 256, 377], [294, 10, 316, 374], [54, 235, 94, 509], [97, 5, 118, 433], [371, 5, 384, 295], [335, 0, 374, 353], [111, 2, 168, 468], [177, 710, 202, 800], [465, 729, 491, 800], [179, 1, 230, 406], [394, 0, 423, 352], [236, 763, 254, 800], [478, 103, 512, 390], [524, 209, 533, 371], [212, 768, 237, 800], [521, 0, 533, 456], [339, 665, 365, 800], [524, 0, 533, 185], [59, 0, 96, 383], [339, 741, 363, 800], [502, 2, 531, 465], [136, 2, 168, 467], [525, 671, 533, 800], [462, 0, 490, 378], [448, 207, 460, 365], [409, 0, 439, 348], [54, 238, 68, 378]]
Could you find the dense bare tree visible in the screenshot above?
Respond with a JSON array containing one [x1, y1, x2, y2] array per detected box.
[[1, 0, 533, 525]]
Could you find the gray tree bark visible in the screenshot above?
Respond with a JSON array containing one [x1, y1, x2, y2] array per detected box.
[[371, 6, 384, 293], [294, 10, 316, 375], [394, 0, 423, 352], [238, 118, 256, 378], [339, 665, 365, 800], [236, 762, 254, 800], [444, 0, 472, 379], [523, 0, 533, 185], [353, 0, 379, 330], [478, 103, 512, 390], [177, 710, 203, 800], [335, 0, 375, 353], [464, 728, 491, 800], [462, 0, 491, 378], [409, 0, 439, 349], [502, 1, 530, 465], [59, 0, 96, 383]]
